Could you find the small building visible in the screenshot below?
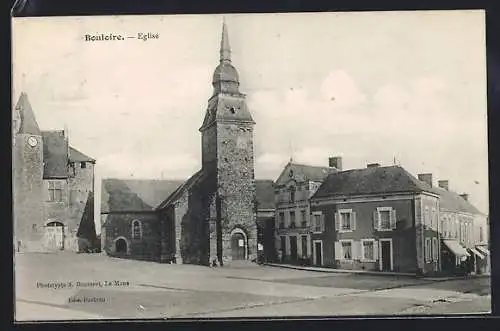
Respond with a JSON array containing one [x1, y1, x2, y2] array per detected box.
[[310, 164, 440, 276], [274, 158, 339, 264], [12, 92, 97, 253]]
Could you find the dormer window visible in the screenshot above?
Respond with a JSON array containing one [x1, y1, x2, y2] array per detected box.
[[229, 107, 235, 114], [81, 162, 86, 169]]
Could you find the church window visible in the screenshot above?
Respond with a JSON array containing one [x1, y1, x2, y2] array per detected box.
[[48, 181, 63, 202], [132, 220, 142, 240]]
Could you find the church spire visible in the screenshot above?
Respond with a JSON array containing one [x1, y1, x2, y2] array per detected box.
[[220, 18, 231, 63]]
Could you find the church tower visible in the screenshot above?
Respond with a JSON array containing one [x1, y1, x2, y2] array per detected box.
[[200, 20, 257, 264], [13, 92, 45, 251]]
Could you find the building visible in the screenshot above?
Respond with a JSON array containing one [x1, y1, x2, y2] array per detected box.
[[102, 22, 276, 266], [274, 158, 339, 264], [428, 178, 490, 275], [309, 164, 441, 275], [12, 92, 97, 253], [101, 178, 275, 264]]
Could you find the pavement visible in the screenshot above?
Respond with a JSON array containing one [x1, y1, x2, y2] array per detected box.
[[13, 252, 492, 321]]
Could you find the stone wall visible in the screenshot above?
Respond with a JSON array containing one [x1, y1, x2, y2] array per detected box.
[[103, 212, 160, 261], [216, 122, 257, 262], [13, 134, 45, 252]]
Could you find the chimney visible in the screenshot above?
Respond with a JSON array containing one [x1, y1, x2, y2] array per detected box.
[[367, 163, 380, 168], [460, 193, 469, 201], [418, 173, 433, 187], [438, 180, 449, 191], [329, 156, 342, 170]]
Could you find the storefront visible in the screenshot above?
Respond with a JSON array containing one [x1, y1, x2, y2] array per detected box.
[[441, 239, 470, 275]]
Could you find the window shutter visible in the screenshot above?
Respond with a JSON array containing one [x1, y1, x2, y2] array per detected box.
[[352, 212, 357, 231], [350, 241, 358, 260], [334, 212, 339, 231], [357, 241, 363, 260], [321, 214, 325, 232], [373, 240, 379, 260], [390, 209, 397, 229], [373, 210, 379, 231], [334, 241, 342, 260]]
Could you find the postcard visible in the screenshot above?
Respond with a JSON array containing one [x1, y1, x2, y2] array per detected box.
[[12, 10, 490, 321]]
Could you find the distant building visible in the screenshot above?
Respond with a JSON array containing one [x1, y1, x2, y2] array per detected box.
[[101, 22, 276, 266], [12, 93, 97, 253], [429, 178, 490, 275], [274, 158, 339, 264]]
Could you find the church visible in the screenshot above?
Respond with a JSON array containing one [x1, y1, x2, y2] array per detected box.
[[101, 22, 276, 266], [12, 92, 98, 253]]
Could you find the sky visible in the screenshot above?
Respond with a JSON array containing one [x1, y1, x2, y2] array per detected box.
[[12, 11, 488, 232]]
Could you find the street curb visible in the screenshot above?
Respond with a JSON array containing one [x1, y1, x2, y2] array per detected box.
[[264, 263, 490, 280]]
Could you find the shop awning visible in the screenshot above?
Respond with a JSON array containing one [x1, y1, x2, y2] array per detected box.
[[469, 247, 485, 259], [476, 246, 490, 256], [443, 240, 470, 257]]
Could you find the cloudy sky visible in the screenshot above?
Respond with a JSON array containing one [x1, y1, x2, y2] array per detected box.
[[12, 10, 488, 231]]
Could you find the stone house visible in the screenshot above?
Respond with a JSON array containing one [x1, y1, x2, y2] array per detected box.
[[274, 158, 339, 264], [12, 92, 97, 253], [309, 164, 441, 276], [101, 22, 276, 266]]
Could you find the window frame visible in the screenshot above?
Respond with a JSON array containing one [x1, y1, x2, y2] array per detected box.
[[361, 239, 376, 262], [48, 181, 63, 202], [312, 211, 324, 234], [425, 237, 431, 263], [375, 206, 396, 231], [339, 239, 354, 261], [131, 219, 143, 240], [338, 209, 354, 233]]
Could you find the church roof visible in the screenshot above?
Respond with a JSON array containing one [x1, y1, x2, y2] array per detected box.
[[275, 162, 337, 186], [155, 170, 206, 210], [41, 130, 69, 179], [255, 180, 276, 210], [101, 178, 185, 213], [69, 146, 95, 163], [312, 165, 434, 199], [429, 186, 483, 215], [16, 92, 41, 135]]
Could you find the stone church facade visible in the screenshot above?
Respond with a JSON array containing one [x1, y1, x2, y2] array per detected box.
[[102, 22, 263, 266], [12, 93, 98, 253]]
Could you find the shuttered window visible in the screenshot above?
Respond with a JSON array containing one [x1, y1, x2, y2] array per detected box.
[[374, 207, 397, 231], [335, 209, 356, 232]]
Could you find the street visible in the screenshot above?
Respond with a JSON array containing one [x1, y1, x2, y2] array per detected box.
[[14, 252, 491, 321]]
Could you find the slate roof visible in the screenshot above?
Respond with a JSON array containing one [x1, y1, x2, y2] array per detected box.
[[430, 186, 482, 215], [313, 165, 434, 199], [101, 178, 184, 213], [276, 162, 337, 185], [255, 180, 275, 210], [16, 92, 41, 135], [155, 170, 206, 210], [69, 146, 95, 163], [41, 130, 69, 179]]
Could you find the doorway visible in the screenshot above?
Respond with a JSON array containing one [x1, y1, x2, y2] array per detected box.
[[379, 239, 393, 271], [313, 240, 323, 266], [231, 232, 246, 260], [289, 236, 298, 262], [115, 238, 128, 254], [44, 221, 64, 251]]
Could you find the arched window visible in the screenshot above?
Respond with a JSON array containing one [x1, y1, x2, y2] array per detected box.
[[131, 220, 142, 239]]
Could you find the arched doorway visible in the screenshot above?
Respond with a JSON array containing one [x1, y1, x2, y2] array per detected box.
[[44, 221, 64, 251], [230, 228, 247, 261], [115, 238, 128, 254]]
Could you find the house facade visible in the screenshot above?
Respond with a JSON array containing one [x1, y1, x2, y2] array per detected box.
[[12, 93, 97, 253], [309, 164, 441, 275], [274, 158, 339, 264]]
